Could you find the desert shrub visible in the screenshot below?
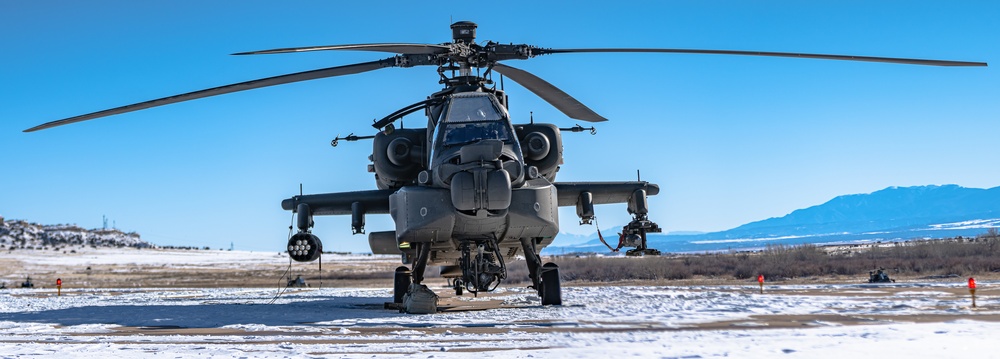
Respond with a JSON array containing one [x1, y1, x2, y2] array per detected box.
[[521, 235, 1000, 282], [505, 255, 694, 284]]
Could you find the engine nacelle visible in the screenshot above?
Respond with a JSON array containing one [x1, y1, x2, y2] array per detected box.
[[522, 131, 550, 161], [371, 128, 426, 189], [514, 123, 562, 182]]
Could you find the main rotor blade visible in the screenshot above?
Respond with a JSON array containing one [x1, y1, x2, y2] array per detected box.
[[535, 48, 987, 67], [233, 43, 451, 56], [493, 63, 607, 123], [25, 58, 399, 132]]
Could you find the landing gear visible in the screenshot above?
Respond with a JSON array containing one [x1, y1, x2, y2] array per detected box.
[[393, 266, 411, 304], [540, 262, 562, 305], [398, 242, 438, 314], [453, 279, 464, 296], [520, 237, 562, 306]]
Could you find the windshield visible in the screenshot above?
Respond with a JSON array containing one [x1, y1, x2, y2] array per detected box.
[[437, 94, 511, 147], [441, 121, 511, 146], [443, 95, 504, 123], [429, 93, 524, 167]]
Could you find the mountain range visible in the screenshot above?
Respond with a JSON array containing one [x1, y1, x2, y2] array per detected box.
[[545, 185, 1000, 254]]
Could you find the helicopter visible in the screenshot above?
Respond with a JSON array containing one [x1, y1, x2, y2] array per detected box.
[[25, 21, 985, 314]]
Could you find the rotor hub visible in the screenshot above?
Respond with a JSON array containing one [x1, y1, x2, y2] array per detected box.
[[450, 21, 477, 44]]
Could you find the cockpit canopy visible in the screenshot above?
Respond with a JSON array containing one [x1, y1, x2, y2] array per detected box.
[[432, 92, 521, 157], [429, 92, 526, 190], [443, 93, 505, 123], [436, 92, 512, 148]]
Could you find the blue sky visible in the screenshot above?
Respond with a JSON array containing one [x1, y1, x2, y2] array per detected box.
[[2, 1, 997, 252]]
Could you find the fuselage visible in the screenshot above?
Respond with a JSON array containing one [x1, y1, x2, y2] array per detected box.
[[385, 90, 561, 267]]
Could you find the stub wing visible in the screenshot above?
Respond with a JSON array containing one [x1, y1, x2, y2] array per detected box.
[[554, 181, 663, 255], [280, 182, 658, 215], [553, 181, 660, 207], [281, 189, 394, 215]]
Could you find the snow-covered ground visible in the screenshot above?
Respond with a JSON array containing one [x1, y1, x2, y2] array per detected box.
[[1, 281, 997, 358], [9, 247, 393, 268]]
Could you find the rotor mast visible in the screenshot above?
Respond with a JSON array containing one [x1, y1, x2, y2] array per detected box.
[[451, 21, 478, 78]]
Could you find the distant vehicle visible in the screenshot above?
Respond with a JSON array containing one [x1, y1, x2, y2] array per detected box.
[[21, 276, 34, 288], [287, 275, 308, 288], [868, 268, 895, 283]]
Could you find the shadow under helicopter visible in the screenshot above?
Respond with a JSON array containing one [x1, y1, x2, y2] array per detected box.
[[0, 290, 568, 329]]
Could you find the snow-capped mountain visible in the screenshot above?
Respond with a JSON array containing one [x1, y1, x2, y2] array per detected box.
[[725, 184, 1000, 237], [546, 185, 1000, 254]]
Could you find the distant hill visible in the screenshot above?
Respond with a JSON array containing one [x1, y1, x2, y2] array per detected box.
[[0, 219, 152, 250], [729, 185, 1000, 237], [546, 185, 1000, 254]]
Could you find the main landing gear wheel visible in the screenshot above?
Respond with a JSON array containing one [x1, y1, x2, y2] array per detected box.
[[540, 262, 562, 306], [399, 242, 438, 314], [403, 283, 439, 314], [393, 266, 411, 304], [453, 279, 464, 296], [520, 237, 562, 306]]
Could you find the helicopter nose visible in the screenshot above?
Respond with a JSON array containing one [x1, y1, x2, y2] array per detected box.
[[450, 168, 512, 213]]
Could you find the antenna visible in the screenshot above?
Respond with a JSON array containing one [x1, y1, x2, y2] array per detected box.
[[637, 169, 641, 181], [530, 111, 534, 124], [299, 183, 303, 196]]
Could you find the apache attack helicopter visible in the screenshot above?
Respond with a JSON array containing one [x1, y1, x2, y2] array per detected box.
[[26, 21, 985, 314]]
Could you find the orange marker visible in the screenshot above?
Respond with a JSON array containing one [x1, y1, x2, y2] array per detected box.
[[969, 277, 977, 308], [56, 278, 62, 297], [758, 274, 764, 294]]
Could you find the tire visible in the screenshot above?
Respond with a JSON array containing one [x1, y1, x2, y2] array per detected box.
[[456, 285, 464, 296], [393, 266, 411, 304], [540, 262, 562, 306]]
